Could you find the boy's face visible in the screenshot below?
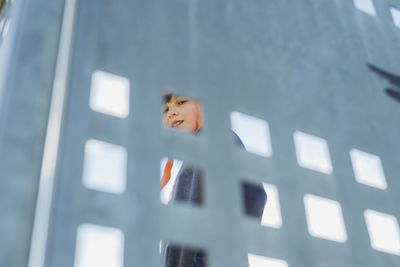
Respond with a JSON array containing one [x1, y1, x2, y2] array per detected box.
[[162, 95, 203, 133]]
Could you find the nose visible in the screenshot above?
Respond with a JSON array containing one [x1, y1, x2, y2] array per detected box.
[[167, 107, 178, 119]]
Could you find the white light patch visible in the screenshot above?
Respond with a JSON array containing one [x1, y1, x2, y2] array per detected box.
[[1, 19, 10, 40], [160, 157, 183, 204], [304, 194, 347, 243], [74, 224, 124, 267], [364, 210, 400, 255], [248, 253, 288, 267], [90, 70, 130, 118], [82, 139, 127, 194], [261, 183, 282, 228], [390, 8, 400, 28], [230, 111, 272, 157], [294, 131, 333, 174], [353, 0, 376, 16], [350, 149, 387, 190]]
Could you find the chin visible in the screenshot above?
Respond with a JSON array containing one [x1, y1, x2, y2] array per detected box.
[[180, 127, 192, 132], [179, 126, 194, 132]]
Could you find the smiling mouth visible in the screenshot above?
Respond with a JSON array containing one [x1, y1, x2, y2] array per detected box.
[[171, 120, 184, 128]]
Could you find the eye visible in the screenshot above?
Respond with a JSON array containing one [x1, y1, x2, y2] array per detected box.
[[178, 100, 188, 105], [162, 107, 169, 114]]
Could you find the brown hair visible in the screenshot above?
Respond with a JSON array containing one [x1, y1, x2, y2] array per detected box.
[[162, 93, 175, 104]]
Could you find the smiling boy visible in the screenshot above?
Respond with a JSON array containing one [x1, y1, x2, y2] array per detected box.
[[160, 93, 267, 267], [161, 93, 267, 210], [162, 93, 203, 133], [161, 93, 205, 205]]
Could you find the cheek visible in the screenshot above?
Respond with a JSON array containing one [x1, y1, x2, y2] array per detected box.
[[182, 105, 199, 124], [162, 115, 167, 126]]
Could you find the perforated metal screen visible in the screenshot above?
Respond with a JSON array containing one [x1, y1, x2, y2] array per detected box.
[[1, 0, 400, 267]]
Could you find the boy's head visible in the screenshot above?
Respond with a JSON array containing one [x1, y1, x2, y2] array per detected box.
[[162, 93, 203, 133]]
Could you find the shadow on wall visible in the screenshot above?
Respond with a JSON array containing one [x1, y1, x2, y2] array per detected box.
[[368, 63, 400, 103]]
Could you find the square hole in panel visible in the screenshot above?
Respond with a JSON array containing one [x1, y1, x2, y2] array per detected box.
[[160, 157, 183, 205], [161, 242, 207, 267], [90, 70, 130, 118], [293, 131, 333, 174], [353, 0, 376, 16], [82, 139, 127, 194], [160, 158, 204, 206], [261, 183, 282, 228], [350, 149, 387, 190], [304, 194, 347, 243], [241, 181, 282, 228], [230, 111, 272, 157], [161, 93, 203, 134], [74, 223, 124, 267], [364, 209, 400, 255], [390, 8, 400, 28], [242, 181, 268, 220], [248, 253, 289, 267]]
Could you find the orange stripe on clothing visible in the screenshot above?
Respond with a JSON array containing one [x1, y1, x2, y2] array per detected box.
[[160, 158, 174, 189]]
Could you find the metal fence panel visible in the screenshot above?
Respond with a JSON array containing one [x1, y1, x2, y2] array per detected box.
[[1, 0, 400, 267]]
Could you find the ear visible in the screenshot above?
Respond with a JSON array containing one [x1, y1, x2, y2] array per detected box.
[[195, 102, 203, 132]]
